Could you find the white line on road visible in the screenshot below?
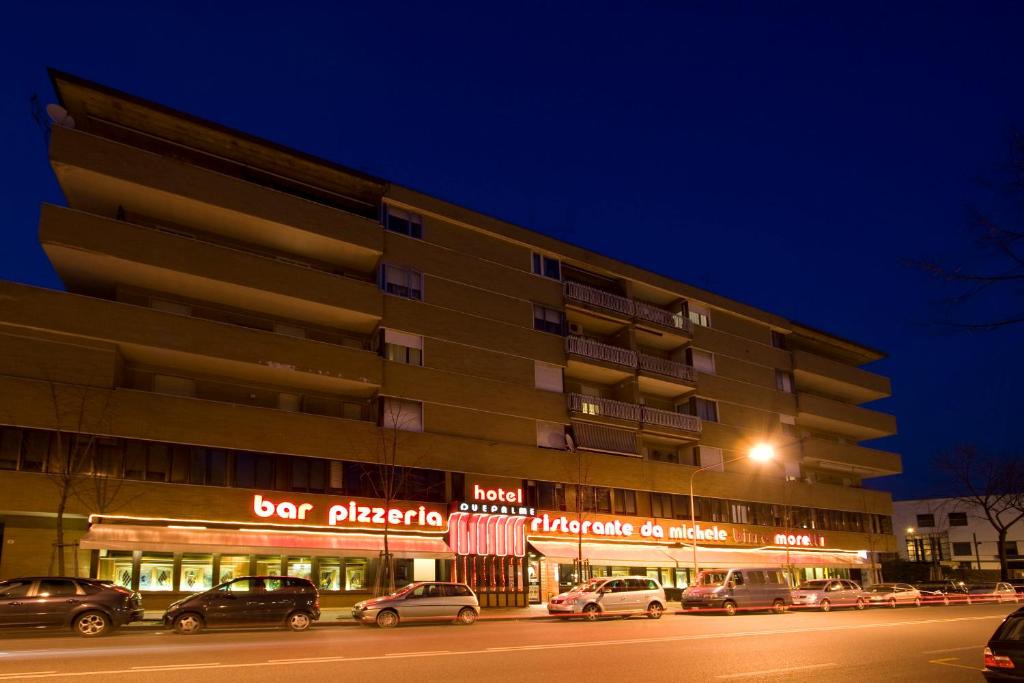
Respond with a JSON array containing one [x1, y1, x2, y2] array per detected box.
[[921, 644, 986, 654], [384, 651, 450, 657], [0, 673, 56, 679], [131, 663, 221, 671], [715, 663, 837, 679], [267, 656, 347, 664]]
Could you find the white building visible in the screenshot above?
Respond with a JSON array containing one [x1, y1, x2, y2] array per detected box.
[[892, 497, 1024, 578]]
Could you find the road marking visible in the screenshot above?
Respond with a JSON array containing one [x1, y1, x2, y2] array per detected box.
[[922, 644, 985, 654], [267, 656, 347, 663], [0, 673, 57, 680], [928, 657, 983, 672], [385, 650, 450, 657], [131, 663, 221, 671], [715, 663, 837, 679]]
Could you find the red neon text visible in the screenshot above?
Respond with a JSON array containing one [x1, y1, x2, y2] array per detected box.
[[253, 494, 313, 520], [472, 484, 523, 504]]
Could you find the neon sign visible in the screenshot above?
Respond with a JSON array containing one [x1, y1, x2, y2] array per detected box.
[[251, 494, 444, 529], [472, 484, 523, 504]]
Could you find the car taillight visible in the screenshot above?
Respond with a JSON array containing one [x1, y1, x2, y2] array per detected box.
[[314, 599, 320, 609], [985, 647, 1016, 669]]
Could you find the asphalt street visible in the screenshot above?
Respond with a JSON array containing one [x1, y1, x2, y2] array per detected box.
[[0, 603, 1016, 682]]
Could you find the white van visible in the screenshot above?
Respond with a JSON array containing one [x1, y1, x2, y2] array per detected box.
[[681, 568, 792, 616]]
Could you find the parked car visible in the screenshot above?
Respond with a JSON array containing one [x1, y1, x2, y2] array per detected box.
[[681, 568, 792, 616], [970, 583, 1021, 604], [865, 583, 922, 608], [163, 576, 319, 634], [352, 582, 479, 628], [790, 579, 866, 611], [1010, 581, 1024, 595], [983, 606, 1024, 680], [0, 576, 143, 637], [914, 580, 972, 605], [548, 576, 667, 621]]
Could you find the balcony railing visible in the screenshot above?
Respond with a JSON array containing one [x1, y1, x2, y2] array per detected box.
[[565, 336, 638, 368], [641, 406, 702, 433], [635, 301, 692, 333], [567, 393, 642, 421], [638, 353, 696, 382], [564, 281, 634, 317]]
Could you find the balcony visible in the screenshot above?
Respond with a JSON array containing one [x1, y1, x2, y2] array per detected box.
[[796, 393, 897, 441], [564, 281, 690, 349], [640, 406, 702, 436], [635, 301, 692, 333], [564, 281, 634, 318], [564, 336, 637, 384], [567, 393, 641, 422], [637, 353, 697, 398], [792, 350, 891, 404]]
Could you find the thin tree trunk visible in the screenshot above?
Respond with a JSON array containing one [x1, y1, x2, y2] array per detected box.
[[55, 488, 68, 576], [998, 528, 1009, 581]]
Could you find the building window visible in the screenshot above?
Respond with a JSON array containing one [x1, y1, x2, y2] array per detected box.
[[383, 206, 423, 239], [536, 421, 566, 449], [650, 492, 673, 518], [0, 428, 22, 470], [534, 361, 564, 392], [952, 542, 973, 557], [382, 329, 424, 366], [685, 348, 715, 374], [578, 486, 612, 513], [613, 489, 637, 515], [380, 264, 423, 300], [771, 331, 787, 349], [696, 446, 724, 472], [948, 512, 968, 527], [775, 370, 794, 393], [179, 554, 214, 592], [533, 305, 565, 335], [681, 397, 718, 423], [648, 447, 680, 464], [531, 253, 561, 280], [1007, 542, 1020, 558], [916, 514, 935, 528], [381, 399, 423, 432], [139, 553, 175, 592], [687, 303, 711, 328], [731, 502, 751, 524]]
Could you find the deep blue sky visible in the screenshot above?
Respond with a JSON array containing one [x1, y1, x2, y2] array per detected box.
[[1, 2, 1022, 499]]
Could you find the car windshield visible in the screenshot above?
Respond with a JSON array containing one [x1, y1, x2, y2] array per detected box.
[[388, 584, 417, 598], [868, 585, 895, 593], [695, 572, 729, 587], [571, 579, 606, 593], [798, 580, 831, 590]]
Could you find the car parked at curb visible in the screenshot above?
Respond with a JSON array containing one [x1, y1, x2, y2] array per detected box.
[[983, 606, 1024, 680], [914, 580, 972, 605], [352, 582, 479, 628], [970, 583, 1021, 604], [0, 577, 143, 637], [681, 568, 792, 616], [865, 583, 922, 608], [163, 576, 319, 634], [790, 579, 866, 611], [548, 576, 667, 621]]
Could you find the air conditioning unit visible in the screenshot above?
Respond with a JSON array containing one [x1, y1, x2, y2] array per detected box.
[[568, 322, 584, 335]]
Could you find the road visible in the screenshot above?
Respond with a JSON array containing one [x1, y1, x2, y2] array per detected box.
[[0, 603, 1016, 682]]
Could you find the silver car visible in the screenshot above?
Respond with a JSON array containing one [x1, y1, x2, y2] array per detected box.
[[790, 579, 867, 612], [352, 582, 479, 628], [865, 583, 922, 608], [547, 576, 667, 621]]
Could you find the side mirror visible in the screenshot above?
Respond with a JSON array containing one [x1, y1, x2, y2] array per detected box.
[[726, 581, 735, 589]]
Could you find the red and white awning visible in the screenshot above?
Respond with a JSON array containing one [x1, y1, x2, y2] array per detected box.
[[448, 512, 526, 557]]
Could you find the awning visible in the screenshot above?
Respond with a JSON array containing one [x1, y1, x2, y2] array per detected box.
[[79, 524, 453, 559], [529, 540, 677, 568]]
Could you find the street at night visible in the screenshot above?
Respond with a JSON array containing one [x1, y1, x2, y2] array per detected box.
[[0, 604, 1015, 682]]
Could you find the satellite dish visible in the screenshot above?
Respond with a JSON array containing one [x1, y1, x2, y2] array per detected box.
[[45, 104, 75, 129], [564, 433, 576, 452]]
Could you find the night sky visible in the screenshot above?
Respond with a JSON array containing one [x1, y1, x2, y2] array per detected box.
[[1, 2, 1022, 500]]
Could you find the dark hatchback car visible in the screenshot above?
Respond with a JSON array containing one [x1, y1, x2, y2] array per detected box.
[[0, 577, 143, 637], [984, 607, 1024, 680], [914, 580, 972, 605], [163, 576, 320, 634]]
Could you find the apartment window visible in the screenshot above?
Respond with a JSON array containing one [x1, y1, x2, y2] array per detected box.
[[731, 502, 751, 524], [775, 370, 794, 393], [1007, 542, 1020, 558], [613, 489, 637, 515], [951, 542, 973, 557], [531, 253, 561, 280], [948, 512, 968, 527], [382, 329, 424, 366], [383, 206, 423, 239], [915, 514, 935, 528], [579, 486, 612, 513], [533, 305, 565, 335], [0, 428, 23, 470], [380, 399, 423, 432], [534, 361, 564, 392], [380, 264, 423, 300], [536, 481, 566, 511], [771, 331, 787, 349], [681, 397, 718, 423], [687, 303, 711, 328], [685, 348, 715, 374], [650, 493, 673, 518], [536, 421, 566, 450], [649, 447, 680, 464]]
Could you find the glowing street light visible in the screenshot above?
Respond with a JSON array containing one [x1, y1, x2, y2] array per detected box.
[[749, 443, 775, 463]]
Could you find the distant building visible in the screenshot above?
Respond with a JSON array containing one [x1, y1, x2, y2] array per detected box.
[[893, 498, 1024, 578]]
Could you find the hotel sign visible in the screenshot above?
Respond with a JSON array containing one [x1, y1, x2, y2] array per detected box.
[[452, 483, 536, 517]]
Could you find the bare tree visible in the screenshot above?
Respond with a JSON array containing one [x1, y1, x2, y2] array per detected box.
[[935, 445, 1024, 581], [917, 132, 1024, 330]]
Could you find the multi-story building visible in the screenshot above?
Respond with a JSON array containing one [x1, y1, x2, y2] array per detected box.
[[0, 70, 900, 608], [894, 498, 1024, 578]]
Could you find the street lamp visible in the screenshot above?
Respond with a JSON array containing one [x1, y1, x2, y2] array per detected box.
[[689, 443, 775, 580]]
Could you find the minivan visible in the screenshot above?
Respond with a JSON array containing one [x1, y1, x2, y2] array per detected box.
[[681, 568, 792, 616], [548, 576, 667, 620]]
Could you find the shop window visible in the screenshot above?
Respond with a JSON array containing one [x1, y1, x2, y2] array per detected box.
[[97, 551, 134, 590], [318, 558, 342, 591], [394, 559, 413, 586], [179, 554, 214, 592], [219, 555, 251, 584], [346, 559, 368, 590], [255, 555, 283, 576], [138, 553, 174, 591], [286, 556, 312, 580]]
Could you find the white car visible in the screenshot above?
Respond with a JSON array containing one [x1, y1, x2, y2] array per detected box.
[[547, 576, 666, 621], [790, 579, 867, 611], [865, 583, 922, 608]]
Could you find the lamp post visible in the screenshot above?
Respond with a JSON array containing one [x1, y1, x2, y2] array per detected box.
[[689, 444, 775, 580]]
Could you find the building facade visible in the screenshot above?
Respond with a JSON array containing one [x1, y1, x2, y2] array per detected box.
[[894, 498, 1024, 578], [0, 71, 900, 609]]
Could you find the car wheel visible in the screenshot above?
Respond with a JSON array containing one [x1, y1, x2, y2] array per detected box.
[[722, 601, 737, 616], [173, 613, 204, 635], [287, 611, 312, 632], [74, 611, 110, 637], [456, 608, 477, 626], [376, 610, 400, 629], [646, 602, 664, 619], [772, 599, 786, 615], [819, 599, 831, 613], [582, 604, 600, 621], [943, 596, 950, 606], [914, 597, 922, 607], [889, 598, 897, 608], [855, 598, 865, 610]]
